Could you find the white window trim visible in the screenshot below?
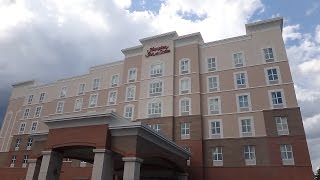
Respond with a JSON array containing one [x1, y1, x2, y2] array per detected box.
[[19, 122, 26, 134], [179, 97, 192, 116], [280, 144, 295, 165], [207, 96, 221, 115], [88, 93, 99, 108], [238, 116, 255, 137], [34, 106, 42, 118], [212, 146, 223, 166], [180, 122, 190, 140], [207, 75, 220, 92], [128, 68, 137, 82], [150, 62, 164, 78], [232, 51, 246, 67], [236, 93, 252, 112], [56, 101, 65, 114], [262, 46, 277, 63], [78, 83, 86, 95], [74, 98, 83, 112], [179, 77, 191, 94], [124, 104, 134, 120], [108, 90, 118, 105], [110, 74, 120, 87], [264, 66, 282, 85], [179, 58, 191, 75], [148, 79, 164, 97], [146, 98, 163, 118], [30, 121, 38, 133], [208, 119, 223, 139], [233, 71, 249, 89], [39, 92, 46, 103], [92, 78, 101, 91], [60, 86, 67, 98], [275, 116, 290, 135], [27, 94, 34, 104], [23, 108, 30, 119], [126, 85, 136, 102], [268, 89, 286, 109], [206, 56, 218, 72]]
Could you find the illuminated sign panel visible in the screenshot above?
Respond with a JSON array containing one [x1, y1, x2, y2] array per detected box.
[[145, 46, 170, 57]]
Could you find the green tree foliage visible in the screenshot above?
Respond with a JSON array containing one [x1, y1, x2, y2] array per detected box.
[[315, 167, 320, 180]]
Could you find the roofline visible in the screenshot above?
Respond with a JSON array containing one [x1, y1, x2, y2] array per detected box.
[[139, 31, 178, 44]]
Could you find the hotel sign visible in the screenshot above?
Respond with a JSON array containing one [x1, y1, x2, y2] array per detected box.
[[145, 45, 170, 57]]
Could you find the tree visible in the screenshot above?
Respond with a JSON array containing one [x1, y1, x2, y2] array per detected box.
[[315, 167, 320, 180]]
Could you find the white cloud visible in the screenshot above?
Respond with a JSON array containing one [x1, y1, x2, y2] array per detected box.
[[305, 2, 319, 16], [283, 24, 301, 43], [316, 25, 320, 43], [113, 0, 132, 9]]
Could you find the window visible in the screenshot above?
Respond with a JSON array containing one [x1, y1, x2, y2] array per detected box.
[[210, 120, 222, 138], [78, 83, 85, 95], [233, 52, 244, 67], [124, 105, 134, 120], [23, 108, 30, 119], [208, 97, 221, 114], [56, 101, 64, 114], [148, 100, 162, 117], [10, 155, 16, 167], [15, 138, 21, 150], [74, 98, 83, 112], [180, 122, 190, 139], [234, 72, 247, 89], [207, 76, 219, 92], [244, 145, 256, 165], [23, 155, 29, 167], [265, 67, 280, 84], [92, 78, 100, 90], [180, 78, 191, 94], [27, 138, 33, 150], [240, 117, 254, 137], [31, 121, 38, 132], [60, 86, 67, 98], [151, 124, 161, 132], [237, 94, 251, 112], [108, 91, 117, 105], [180, 59, 190, 74], [180, 98, 191, 116], [128, 68, 137, 82], [207, 57, 217, 71], [212, 147, 223, 166], [126, 85, 136, 101], [110, 75, 119, 87], [150, 63, 163, 77], [34, 106, 42, 118], [275, 117, 289, 135], [263, 47, 274, 62], [27, 95, 33, 104], [269, 90, 285, 108], [280, 144, 294, 165], [89, 94, 98, 108], [39, 93, 45, 103], [149, 80, 163, 97], [19, 122, 26, 134]]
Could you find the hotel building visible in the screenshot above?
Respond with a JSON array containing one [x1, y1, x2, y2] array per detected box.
[[0, 17, 314, 180]]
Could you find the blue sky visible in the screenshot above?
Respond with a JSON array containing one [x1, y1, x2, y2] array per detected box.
[[0, 0, 319, 172]]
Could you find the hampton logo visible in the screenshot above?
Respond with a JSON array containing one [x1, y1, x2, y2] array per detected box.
[[145, 45, 170, 57]]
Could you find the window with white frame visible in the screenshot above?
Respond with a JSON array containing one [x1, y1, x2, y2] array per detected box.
[[74, 98, 83, 112], [212, 147, 223, 166], [60, 86, 67, 98], [111, 74, 119, 87], [27, 95, 33, 104], [207, 57, 217, 71], [19, 122, 26, 134], [108, 91, 117, 105], [56, 101, 64, 114], [124, 105, 134, 120], [150, 63, 163, 77], [266, 67, 280, 84], [207, 76, 219, 92], [180, 78, 191, 94], [126, 85, 136, 101], [92, 78, 100, 90], [180, 59, 190, 74], [27, 138, 33, 150], [10, 155, 16, 167], [152, 124, 161, 132], [208, 97, 220, 114], [78, 83, 85, 95], [240, 118, 253, 137], [263, 47, 275, 62], [237, 94, 250, 112], [180, 98, 191, 116], [34, 106, 42, 118], [244, 145, 256, 165], [148, 100, 162, 117], [31, 121, 38, 132], [233, 52, 244, 67], [235, 72, 247, 89], [23, 155, 29, 166], [275, 117, 289, 135], [23, 108, 30, 119], [128, 68, 137, 82], [39, 92, 45, 103], [15, 138, 21, 150], [280, 144, 294, 165], [149, 80, 163, 97], [180, 122, 190, 139], [210, 120, 222, 138], [269, 90, 285, 108], [89, 94, 98, 108]]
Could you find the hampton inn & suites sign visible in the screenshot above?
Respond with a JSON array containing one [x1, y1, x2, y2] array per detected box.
[[145, 45, 170, 57]]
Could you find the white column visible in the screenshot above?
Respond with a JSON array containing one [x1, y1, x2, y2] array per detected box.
[[38, 151, 63, 180], [25, 159, 40, 180], [122, 157, 143, 180], [177, 173, 188, 180], [91, 149, 113, 180]]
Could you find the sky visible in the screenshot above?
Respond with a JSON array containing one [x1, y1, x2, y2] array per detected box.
[[0, 0, 319, 172]]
